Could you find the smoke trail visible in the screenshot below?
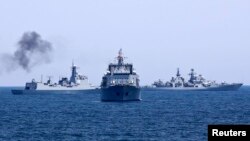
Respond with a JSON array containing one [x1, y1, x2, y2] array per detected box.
[[1, 31, 53, 72]]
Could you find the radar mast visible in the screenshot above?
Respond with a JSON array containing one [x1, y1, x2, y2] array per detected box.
[[117, 49, 124, 65]]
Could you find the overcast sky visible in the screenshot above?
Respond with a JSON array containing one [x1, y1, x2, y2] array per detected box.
[[0, 0, 249, 86]]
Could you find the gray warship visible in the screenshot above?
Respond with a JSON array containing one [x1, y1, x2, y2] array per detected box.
[[101, 49, 141, 101], [145, 68, 243, 91], [12, 63, 96, 94]]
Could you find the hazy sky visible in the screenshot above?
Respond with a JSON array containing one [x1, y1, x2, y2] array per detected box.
[[0, 0, 249, 86]]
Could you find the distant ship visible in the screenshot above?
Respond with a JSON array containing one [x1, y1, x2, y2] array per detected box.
[[100, 49, 141, 101], [12, 63, 96, 94], [144, 68, 243, 91]]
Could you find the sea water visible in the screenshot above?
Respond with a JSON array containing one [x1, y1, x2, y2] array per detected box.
[[0, 87, 250, 141]]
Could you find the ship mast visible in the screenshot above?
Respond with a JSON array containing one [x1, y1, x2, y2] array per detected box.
[[70, 61, 78, 84], [189, 68, 196, 83], [176, 68, 181, 77], [117, 49, 124, 65]]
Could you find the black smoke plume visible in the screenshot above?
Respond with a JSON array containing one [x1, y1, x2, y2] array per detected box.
[[1, 31, 53, 72]]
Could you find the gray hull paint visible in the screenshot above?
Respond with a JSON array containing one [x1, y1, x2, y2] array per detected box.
[[101, 86, 141, 101], [143, 83, 243, 91], [11, 89, 98, 95]]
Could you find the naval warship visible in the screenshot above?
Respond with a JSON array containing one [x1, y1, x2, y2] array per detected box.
[[101, 49, 141, 101], [12, 63, 96, 94], [145, 68, 243, 91]]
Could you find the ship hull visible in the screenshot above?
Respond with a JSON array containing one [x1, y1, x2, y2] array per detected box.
[[101, 85, 141, 101], [143, 83, 243, 91], [11, 89, 98, 95]]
